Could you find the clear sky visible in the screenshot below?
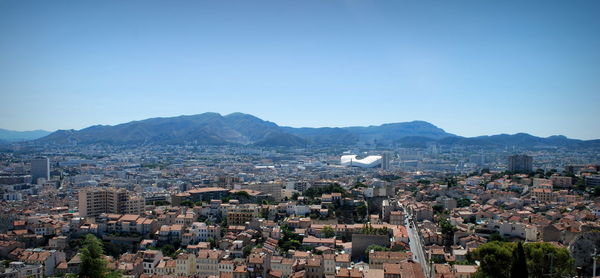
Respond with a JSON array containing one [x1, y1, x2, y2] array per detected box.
[[1, 0, 599, 139]]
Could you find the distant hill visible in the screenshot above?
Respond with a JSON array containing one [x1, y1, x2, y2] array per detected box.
[[0, 128, 51, 142], [281, 127, 359, 145], [30, 112, 599, 148], [282, 120, 454, 146], [37, 113, 307, 146], [437, 133, 590, 148], [34, 113, 455, 146]]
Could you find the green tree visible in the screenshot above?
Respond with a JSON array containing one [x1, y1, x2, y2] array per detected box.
[[78, 234, 121, 278], [291, 192, 300, 200], [472, 241, 574, 278], [322, 226, 336, 238], [180, 200, 194, 207], [467, 215, 477, 224], [456, 198, 472, 208], [534, 169, 545, 178], [361, 223, 374, 235], [489, 232, 505, 242], [444, 177, 458, 187], [511, 242, 528, 278], [356, 204, 368, 220], [353, 182, 366, 188], [592, 187, 600, 197], [160, 244, 177, 258], [280, 239, 301, 251], [102, 241, 127, 258], [278, 224, 303, 252], [232, 190, 250, 199], [471, 241, 513, 278], [304, 184, 348, 198], [524, 242, 574, 278], [575, 177, 585, 191], [207, 237, 216, 249], [545, 169, 557, 178], [243, 245, 254, 257], [417, 179, 431, 185], [439, 219, 457, 248], [432, 204, 444, 214]]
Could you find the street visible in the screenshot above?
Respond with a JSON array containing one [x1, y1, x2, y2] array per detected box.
[[405, 212, 431, 278]]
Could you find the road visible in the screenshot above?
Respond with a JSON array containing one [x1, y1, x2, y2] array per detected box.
[[405, 210, 430, 278]]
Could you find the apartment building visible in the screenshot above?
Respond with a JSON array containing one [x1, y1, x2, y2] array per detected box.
[[78, 187, 144, 217], [531, 188, 553, 203], [30, 157, 50, 183], [389, 211, 405, 225], [508, 155, 533, 173], [550, 175, 573, 188], [236, 182, 283, 201], [227, 204, 260, 226]]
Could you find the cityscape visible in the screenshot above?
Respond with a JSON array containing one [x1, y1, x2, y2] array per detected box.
[[2, 1, 600, 278], [0, 112, 599, 278]]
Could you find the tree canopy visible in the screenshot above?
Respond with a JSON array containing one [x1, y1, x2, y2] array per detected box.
[[471, 241, 574, 278], [278, 224, 303, 252], [322, 226, 336, 238], [360, 223, 389, 235], [356, 204, 368, 220], [456, 198, 472, 208], [439, 219, 457, 248], [432, 204, 444, 214], [472, 241, 514, 278], [524, 242, 574, 278], [78, 234, 121, 278], [304, 184, 347, 198]]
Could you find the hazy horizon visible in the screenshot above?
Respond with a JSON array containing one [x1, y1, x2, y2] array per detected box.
[[2, 0, 599, 139]]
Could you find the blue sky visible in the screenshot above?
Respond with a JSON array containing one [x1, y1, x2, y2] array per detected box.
[[1, 0, 599, 139]]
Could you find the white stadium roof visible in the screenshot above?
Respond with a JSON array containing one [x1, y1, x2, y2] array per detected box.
[[340, 154, 382, 168]]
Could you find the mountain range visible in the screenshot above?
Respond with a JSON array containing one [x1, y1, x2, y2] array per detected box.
[[0, 128, 51, 143], [5, 112, 599, 149]]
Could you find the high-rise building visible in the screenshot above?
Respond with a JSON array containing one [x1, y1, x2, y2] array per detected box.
[[508, 155, 533, 173], [78, 187, 144, 217], [30, 157, 50, 183], [469, 154, 486, 166], [381, 152, 391, 170]]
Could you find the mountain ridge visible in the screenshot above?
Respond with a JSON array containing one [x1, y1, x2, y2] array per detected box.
[[23, 112, 600, 148], [0, 128, 52, 142]]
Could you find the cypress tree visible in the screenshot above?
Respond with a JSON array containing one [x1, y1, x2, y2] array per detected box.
[[511, 242, 528, 278]]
